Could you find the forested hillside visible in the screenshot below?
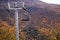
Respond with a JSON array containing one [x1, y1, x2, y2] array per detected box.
[[0, 0, 60, 40]]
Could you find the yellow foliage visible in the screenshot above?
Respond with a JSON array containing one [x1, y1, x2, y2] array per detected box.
[[0, 21, 16, 40], [20, 32, 27, 40]]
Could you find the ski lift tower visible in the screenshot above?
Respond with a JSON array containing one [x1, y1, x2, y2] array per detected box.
[[8, 0, 25, 40]]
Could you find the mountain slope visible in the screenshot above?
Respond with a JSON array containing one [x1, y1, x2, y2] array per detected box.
[[0, 0, 60, 40]]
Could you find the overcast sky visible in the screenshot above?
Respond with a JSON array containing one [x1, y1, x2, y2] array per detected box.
[[40, 0, 60, 5]]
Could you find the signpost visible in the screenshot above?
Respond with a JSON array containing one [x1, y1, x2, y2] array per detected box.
[[8, 1, 25, 40], [15, 10, 19, 40]]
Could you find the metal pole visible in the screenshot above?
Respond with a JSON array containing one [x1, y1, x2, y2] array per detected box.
[[15, 10, 19, 40]]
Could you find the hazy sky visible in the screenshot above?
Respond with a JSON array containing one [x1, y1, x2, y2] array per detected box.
[[40, 0, 60, 5]]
